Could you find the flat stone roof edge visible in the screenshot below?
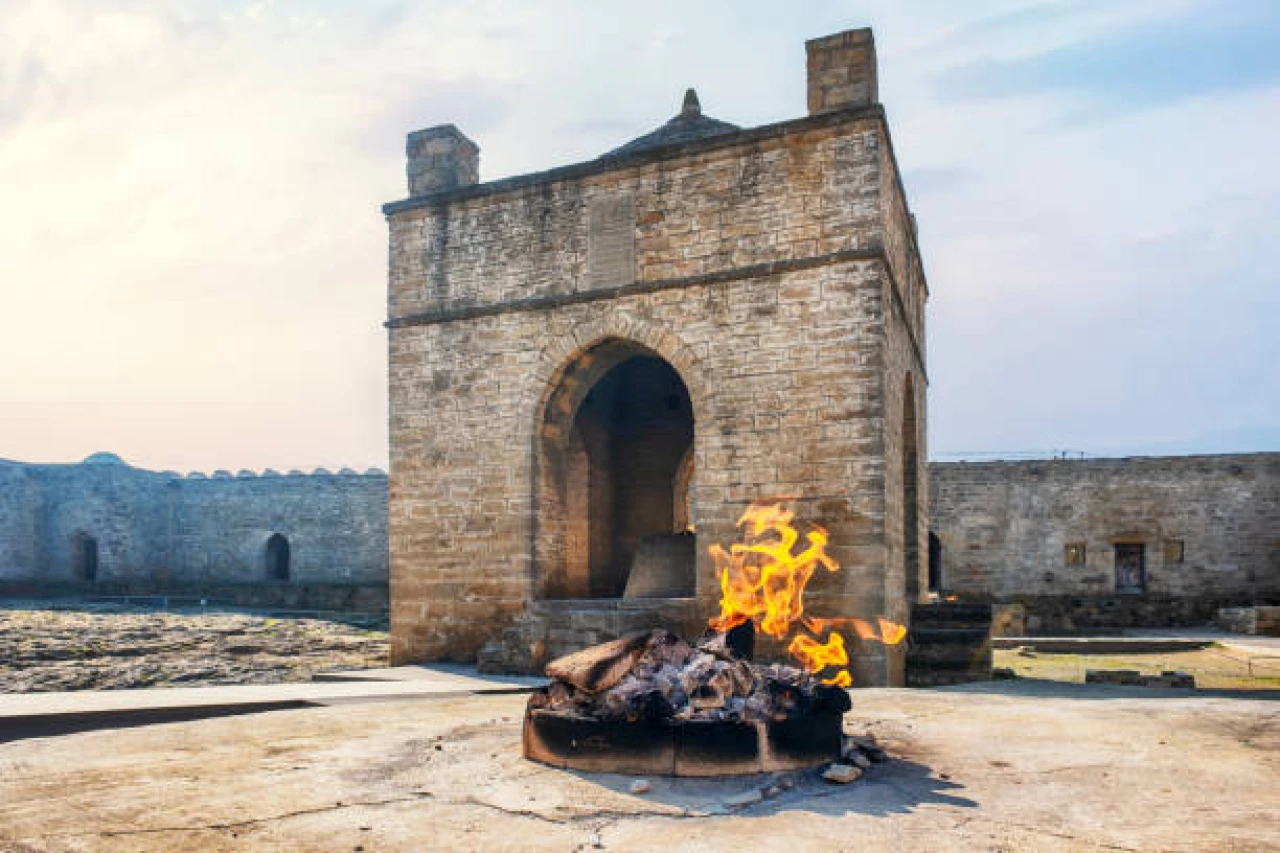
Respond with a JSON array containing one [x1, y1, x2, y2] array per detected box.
[[382, 105, 885, 216]]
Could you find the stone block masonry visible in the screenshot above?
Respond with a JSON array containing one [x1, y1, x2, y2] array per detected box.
[[929, 454, 1280, 631], [0, 453, 389, 610], [385, 28, 930, 684]]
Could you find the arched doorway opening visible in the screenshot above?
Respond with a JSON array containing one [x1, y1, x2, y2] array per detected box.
[[927, 530, 942, 592], [903, 374, 921, 602], [536, 339, 695, 599], [266, 533, 291, 581], [72, 532, 98, 582]]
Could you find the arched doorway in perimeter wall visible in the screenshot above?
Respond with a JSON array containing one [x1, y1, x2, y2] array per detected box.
[[72, 532, 99, 582], [534, 339, 695, 600], [266, 533, 291, 581]]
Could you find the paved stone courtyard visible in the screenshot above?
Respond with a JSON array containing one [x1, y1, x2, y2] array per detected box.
[[1, 682, 1276, 851], [0, 602, 388, 692]]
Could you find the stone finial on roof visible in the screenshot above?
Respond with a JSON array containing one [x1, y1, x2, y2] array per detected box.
[[681, 88, 701, 117], [602, 88, 739, 158]]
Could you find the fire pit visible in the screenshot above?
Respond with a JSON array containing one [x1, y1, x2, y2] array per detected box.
[[523, 629, 849, 776], [522, 497, 905, 777]]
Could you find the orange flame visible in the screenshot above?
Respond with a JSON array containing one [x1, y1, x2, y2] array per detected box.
[[803, 616, 908, 646], [708, 497, 907, 688], [787, 632, 848, 672]]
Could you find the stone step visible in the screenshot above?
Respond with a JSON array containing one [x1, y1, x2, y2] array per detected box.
[[908, 627, 991, 646], [906, 648, 993, 667], [910, 604, 994, 628]]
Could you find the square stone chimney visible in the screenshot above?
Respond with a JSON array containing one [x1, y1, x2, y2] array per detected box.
[[806, 28, 878, 114], [406, 124, 479, 197]]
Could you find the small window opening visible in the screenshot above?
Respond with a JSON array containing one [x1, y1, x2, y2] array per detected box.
[[266, 533, 291, 581], [1163, 539, 1185, 564], [1064, 542, 1086, 566]]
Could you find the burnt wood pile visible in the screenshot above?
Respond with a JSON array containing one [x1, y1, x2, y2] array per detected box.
[[523, 629, 851, 776]]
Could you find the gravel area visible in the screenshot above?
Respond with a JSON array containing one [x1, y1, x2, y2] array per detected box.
[[0, 601, 389, 692]]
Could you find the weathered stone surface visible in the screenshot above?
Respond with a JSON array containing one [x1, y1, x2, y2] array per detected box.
[[406, 124, 479, 196], [0, 456, 388, 599], [929, 454, 1280, 629], [386, 29, 929, 686], [3, 686, 1277, 851], [806, 29, 878, 114], [1218, 606, 1280, 636]]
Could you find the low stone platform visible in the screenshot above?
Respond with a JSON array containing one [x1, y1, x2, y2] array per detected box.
[[992, 636, 1216, 654], [1, 680, 1276, 851]]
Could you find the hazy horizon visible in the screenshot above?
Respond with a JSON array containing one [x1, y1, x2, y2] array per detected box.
[[2, 0, 1277, 471]]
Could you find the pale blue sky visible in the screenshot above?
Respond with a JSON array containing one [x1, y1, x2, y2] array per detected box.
[[1, 0, 1276, 470]]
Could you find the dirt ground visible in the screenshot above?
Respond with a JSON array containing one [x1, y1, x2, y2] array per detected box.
[[995, 644, 1280, 690], [2, 683, 1277, 852], [0, 602, 388, 691]]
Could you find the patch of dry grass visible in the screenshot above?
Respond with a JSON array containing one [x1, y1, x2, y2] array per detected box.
[[995, 644, 1280, 690]]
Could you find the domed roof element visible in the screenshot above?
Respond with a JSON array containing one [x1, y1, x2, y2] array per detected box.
[[82, 452, 125, 466], [602, 89, 739, 158]]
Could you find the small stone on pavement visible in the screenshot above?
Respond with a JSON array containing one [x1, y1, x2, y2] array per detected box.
[[823, 763, 863, 784]]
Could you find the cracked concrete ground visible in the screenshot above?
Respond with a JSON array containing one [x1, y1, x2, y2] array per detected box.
[[1, 683, 1276, 852]]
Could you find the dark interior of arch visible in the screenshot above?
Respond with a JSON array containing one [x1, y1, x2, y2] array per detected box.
[[903, 381, 921, 601], [559, 354, 694, 598], [266, 533, 291, 581]]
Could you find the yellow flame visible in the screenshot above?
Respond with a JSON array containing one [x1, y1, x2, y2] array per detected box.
[[708, 497, 908, 688], [708, 497, 838, 639]]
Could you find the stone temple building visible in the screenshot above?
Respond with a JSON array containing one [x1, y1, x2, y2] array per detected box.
[[384, 29, 929, 685]]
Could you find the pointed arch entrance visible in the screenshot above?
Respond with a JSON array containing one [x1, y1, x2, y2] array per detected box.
[[534, 338, 695, 599]]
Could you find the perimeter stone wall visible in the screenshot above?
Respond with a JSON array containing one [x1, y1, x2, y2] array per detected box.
[[0, 455, 388, 609], [928, 454, 1280, 630]]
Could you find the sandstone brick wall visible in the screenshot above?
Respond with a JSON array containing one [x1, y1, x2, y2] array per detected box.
[[929, 454, 1280, 618], [386, 111, 886, 320], [0, 456, 388, 605], [386, 105, 928, 684], [169, 472, 388, 585]]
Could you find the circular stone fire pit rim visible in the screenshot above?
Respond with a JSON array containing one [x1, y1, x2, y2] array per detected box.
[[522, 708, 844, 777]]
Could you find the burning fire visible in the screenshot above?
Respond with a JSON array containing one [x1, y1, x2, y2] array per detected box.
[[708, 497, 906, 686]]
